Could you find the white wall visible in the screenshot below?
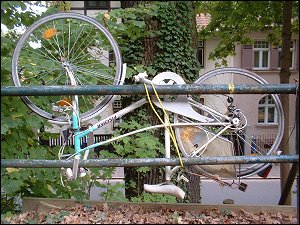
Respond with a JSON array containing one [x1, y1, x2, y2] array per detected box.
[[199, 37, 234, 76]]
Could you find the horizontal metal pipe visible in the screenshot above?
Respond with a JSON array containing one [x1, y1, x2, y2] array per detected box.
[[1, 84, 297, 96], [1, 155, 298, 168]]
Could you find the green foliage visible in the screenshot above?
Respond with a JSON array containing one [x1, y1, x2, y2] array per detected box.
[[131, 192, 177, 203], [1, 1, 102, 213], [1, 1, 37, 29], [196, 1, 299, 66], [152, 1, 200, 81], [2, 1, 201, 209], [89, 167, 127, 202], [97, 1, 200, 81], [1, 2, 60, 212], [94, 1, 200, 202], [95, 181, 128, 202], [113, 115, 164, 174]]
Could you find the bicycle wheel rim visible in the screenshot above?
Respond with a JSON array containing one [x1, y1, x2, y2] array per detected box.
[[12, 12, 123, 125], [175, 67, 284, 178]]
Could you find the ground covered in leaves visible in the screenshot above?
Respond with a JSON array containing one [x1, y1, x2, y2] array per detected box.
[[3, 203, 297, 224]]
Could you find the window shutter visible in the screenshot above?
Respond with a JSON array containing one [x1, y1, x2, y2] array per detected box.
[[241, 45, 253, 70], [270, 43, 279, 70], [296, 39, 299, 70]]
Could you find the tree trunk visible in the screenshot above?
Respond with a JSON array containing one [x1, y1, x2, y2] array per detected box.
[[121, 1, 201, 202], [181, 1, 202, 203], [279, 1, 292, 205], [186, 166, 201, 203]]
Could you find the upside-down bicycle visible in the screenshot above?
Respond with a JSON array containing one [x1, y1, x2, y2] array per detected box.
[[11, 12, 284, 200]]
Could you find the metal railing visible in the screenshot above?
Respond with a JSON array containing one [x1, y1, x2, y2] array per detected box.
[[1, 83, 299, 208], [1, 84, 297, 96]]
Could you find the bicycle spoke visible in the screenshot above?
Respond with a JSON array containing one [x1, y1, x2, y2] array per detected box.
[[69, 24, 86, 58], [73, 66, 116, 84], [69, 28, 94, 63], [174, 68, 283, 178], [12, 13, 123, 124]]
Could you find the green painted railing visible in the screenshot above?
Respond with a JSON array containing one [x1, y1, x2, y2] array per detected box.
[[1, 155, 298, 168], [1, 83, 297, 96]]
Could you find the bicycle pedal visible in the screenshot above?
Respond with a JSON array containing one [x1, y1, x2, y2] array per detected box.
[[238, 182, 247, 192]]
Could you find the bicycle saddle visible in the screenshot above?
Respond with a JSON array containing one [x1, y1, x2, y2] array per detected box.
[[144, 183, 185, 200], [151, 72, 214, 123]]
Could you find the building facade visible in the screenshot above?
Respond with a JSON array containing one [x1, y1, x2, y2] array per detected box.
[[197, 30, 298, 154]]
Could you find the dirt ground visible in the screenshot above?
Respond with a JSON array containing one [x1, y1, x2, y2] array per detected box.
[[3, 202, 297, 224]]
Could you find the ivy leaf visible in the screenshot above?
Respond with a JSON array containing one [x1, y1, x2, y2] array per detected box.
[[1, 123, 9, 134], [4, 179, 23, 195], [134, 65, 145, 73], [47, 184, 56, 194], [11, 112, 24, 119], [125, 67, 136, 78], [137, 166, 150, 173], [6, 168, 19, 174], [94, 181, 107, 188], [27, 137, 34, 146], [132, 20, 145, 28]]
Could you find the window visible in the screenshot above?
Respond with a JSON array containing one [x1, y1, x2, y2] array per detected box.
[[253, 41, 269, 69], [278, 41, 294, 69], [258, 95, 278, 124], [194, 96, 205, 116], [109, 51, 115, 66], [113, 100, 122, 111], [70, 1, 111, 15], [197, 40, 204, 67], [85, 1, 110, 9], [112, 99, 123, 129]]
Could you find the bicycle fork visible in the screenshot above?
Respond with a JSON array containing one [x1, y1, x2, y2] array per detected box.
[[63, 63, 82, 179]]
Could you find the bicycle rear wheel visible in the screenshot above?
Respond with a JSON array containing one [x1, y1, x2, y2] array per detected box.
[[12, 12, 123, 125], [174, 67, 284, 178]]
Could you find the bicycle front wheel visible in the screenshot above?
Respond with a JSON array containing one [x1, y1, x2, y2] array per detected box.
[[12, 12, 123, 125], [174, 67, 284, 178]]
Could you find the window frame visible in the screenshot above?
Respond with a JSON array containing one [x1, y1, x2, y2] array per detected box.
[[197, 40, 204, 67], [258, 95, 278, 125], [277, 40, 295, 70], [70, 1, 111, 15], [84, 1, 110, 10], [253, 40, 270, 70]]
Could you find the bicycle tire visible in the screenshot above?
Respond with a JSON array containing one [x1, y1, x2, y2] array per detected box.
[[12, 12, 123, 125], [174, 67, 284, 178]]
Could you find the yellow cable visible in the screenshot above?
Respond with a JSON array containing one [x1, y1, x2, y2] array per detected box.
[[150, 83, 183, 167], [144, 83, 184, 167], [151, 84, 181, 159], [228, 83, 235, 94]]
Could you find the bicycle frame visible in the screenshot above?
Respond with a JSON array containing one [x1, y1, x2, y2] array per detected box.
[[63, 64, 234, 182]]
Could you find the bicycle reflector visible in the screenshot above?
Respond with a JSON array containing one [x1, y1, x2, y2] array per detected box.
[[42, 28, 58, 39], [57, 97, 72, 107]]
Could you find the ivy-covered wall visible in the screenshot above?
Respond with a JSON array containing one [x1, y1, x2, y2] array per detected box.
[[96, 1, 201, 202]]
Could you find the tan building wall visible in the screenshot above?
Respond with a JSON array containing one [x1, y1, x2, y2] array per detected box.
[[202, 31, 299, 154]]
